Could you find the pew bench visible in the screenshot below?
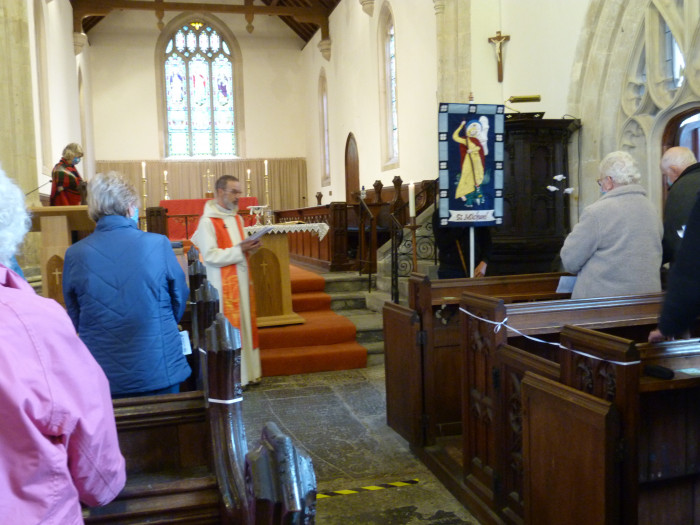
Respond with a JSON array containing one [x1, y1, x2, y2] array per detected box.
[[83, 391, 221, 523], [384, 272, 572, 449], [523, 327, 700, 525]]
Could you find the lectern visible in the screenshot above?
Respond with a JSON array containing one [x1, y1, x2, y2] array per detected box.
[[249, 231, 304, 328], [29, 205, 95, 305]]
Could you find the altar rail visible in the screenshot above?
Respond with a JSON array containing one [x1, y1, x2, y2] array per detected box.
[[275, 203, 355, 272]]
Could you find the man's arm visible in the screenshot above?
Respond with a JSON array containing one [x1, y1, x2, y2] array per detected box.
[[191, 218, 260, 267]]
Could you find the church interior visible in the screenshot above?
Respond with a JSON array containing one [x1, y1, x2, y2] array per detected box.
[[4, 0, 700, 523]]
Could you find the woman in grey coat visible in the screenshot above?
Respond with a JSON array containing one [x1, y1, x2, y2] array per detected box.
[[560, 150, 662, 299]]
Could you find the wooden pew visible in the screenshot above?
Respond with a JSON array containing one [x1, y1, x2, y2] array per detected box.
[[523, 326, 700, 525], [410, 290, 664, 525], [383, 272, 571, 448], [84, 288, 317, 523]]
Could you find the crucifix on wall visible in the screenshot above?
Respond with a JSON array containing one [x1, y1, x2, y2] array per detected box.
[[488, 31, 510, 83]]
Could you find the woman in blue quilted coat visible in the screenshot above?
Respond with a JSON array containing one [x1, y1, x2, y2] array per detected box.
[[63, 172, 190, 397]]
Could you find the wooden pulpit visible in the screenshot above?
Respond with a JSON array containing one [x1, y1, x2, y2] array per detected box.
[[248, 231, 304, 328], [29, 205, 95, 305]]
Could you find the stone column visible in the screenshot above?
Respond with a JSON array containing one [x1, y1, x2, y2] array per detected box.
[[434, 0, 471, 103], [0, 0, 41, 272]]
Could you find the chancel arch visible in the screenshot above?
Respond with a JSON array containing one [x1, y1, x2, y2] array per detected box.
[[571, 0, 700, 218], [155, 12, 245, 159]]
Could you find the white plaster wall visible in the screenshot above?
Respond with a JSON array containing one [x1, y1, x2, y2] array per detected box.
[[470, 0, 590, 119], [88, 9, 305, 161], [45, 0, 82, 164], [302, 0, 438, 203]]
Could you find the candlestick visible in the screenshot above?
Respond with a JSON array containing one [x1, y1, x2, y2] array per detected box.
[[264, 159, 268, 176], [408, 182, 416, 217], [141, 161, 146, 180]]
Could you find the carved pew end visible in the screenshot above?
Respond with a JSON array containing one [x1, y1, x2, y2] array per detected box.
[[245, 421, 317, 524]]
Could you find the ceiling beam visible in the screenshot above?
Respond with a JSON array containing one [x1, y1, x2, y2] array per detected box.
[[71, 0, 332, 34]]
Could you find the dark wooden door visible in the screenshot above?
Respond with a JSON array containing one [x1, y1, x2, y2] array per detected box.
[[345, 133, 359, 204], [491, 119, 581, 275]]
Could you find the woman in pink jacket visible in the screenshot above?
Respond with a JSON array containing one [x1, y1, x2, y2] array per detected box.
[[0, 169, 125, 523]]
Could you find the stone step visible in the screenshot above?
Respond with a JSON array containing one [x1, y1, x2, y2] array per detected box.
[[329, 291, 367, 311], [334, 308, 383, 346], [364, 341, 385, 367], [321, 271, 376, 294]]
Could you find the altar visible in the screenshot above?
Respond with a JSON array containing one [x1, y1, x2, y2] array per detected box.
[[160, 197, 259, 240], [246, 223, 329, 328]]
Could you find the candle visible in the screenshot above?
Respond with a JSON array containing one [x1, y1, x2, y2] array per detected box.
[[163, 170, 168, 182], [264, 159, 268, 176], [408, 182, 416, 217], [141, 161, 146, 180], [247, 168, 251, 180]]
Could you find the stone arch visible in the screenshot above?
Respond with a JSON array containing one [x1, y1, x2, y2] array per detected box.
[[569, 0, 700, 217]]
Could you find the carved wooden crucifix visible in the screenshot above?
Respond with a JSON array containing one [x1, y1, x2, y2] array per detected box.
[[488, 31, 510, 82]]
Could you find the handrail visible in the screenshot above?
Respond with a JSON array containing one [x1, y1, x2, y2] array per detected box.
[[388, 179, 438, 303], [357, 196, 375, 292]]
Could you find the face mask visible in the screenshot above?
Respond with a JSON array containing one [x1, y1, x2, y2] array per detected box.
[[131, 208, 139, 224], [667, 177, 673, 188], [73, 157, 81, 166]]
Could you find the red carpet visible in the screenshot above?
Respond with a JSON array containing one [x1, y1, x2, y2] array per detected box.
[[258, 265, 367, 376]]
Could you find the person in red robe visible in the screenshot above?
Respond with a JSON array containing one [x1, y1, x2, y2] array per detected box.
[[50, 142, 84, 206]]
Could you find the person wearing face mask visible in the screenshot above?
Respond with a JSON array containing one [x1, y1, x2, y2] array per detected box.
[[50, 142, 85, 206], [62, 172, 191, 397], [191, 174, 262, 386], [559, 150, 662, 299], [660, 146, 700, 266]]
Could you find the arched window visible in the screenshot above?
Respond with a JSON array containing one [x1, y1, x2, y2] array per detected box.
[[161, 18, 242, 157], [378, 4, 399, 169], [319, 69, 331, 186]]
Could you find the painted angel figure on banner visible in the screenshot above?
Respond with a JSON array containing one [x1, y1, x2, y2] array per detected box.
[[452, 116, 489, 205]]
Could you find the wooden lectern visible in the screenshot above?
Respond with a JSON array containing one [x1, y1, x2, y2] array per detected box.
[[29, 206, 95, 305], [249, 231, 304, 328]]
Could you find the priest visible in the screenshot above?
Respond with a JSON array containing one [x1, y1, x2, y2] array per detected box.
[[192, 175, 262, 386]]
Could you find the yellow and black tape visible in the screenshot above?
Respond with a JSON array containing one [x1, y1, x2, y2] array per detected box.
[[317, 478, 419, 499]]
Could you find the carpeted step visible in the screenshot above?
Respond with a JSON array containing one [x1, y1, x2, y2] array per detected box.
[[259, 310, 357, 349], [261, 341, 367, 376], [289, 265, 326, 293], [292, 291, 332, 312]]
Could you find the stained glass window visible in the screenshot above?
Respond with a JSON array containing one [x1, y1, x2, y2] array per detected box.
[[164, 21, 236, 157]]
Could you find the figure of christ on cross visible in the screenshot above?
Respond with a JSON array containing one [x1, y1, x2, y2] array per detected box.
[[488, 31, 510, 83]]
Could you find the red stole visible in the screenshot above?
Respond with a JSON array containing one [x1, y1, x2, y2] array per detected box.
[[210, 216, 259, 348]]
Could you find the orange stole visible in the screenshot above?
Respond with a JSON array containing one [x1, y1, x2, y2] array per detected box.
[[210, 216, 259, 348]]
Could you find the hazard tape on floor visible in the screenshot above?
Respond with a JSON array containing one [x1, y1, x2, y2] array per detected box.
[[316, 478, 419, 499]]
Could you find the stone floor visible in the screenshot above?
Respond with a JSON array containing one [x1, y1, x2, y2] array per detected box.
[[241, 364, 481, 525]]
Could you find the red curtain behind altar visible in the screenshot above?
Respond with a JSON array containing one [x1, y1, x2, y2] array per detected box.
[[160, 197, 258, 240]]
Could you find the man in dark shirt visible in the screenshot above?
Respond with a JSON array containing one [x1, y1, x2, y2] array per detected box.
[[661, 146, 700, 265]]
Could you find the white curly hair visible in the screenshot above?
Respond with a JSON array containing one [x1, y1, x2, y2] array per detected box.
[[599, 150, 642, 186], [0, 168, 30, 266]]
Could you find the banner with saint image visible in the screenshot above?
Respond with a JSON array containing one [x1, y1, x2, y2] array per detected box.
[[437, 103, 505, 227]]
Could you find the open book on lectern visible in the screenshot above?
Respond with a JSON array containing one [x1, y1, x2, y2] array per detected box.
[[247, 226, 274, 242]]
